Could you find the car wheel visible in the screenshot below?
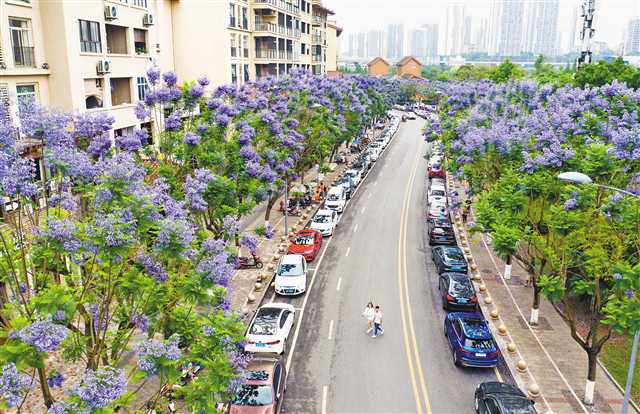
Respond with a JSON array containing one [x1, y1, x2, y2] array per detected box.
[[452, 350, 460, 366], [281, 339, 287, 355], [474, 395, 479, 413], [443, 324, 447, 337], [442, 297, 447, 310]]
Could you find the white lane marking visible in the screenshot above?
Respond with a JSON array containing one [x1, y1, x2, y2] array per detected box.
[[328, 320, 334, 340], [345, 247, 351, 257], [269, 292, 276, 303], [336, 277, 342, 291], [353, 224, 358, 233], [361, 206, 366, 214], [322, 385, 328, 414]]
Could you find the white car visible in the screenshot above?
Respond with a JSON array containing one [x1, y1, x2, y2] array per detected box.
[[310, 209, 338, 237], [406, 112, 417, 120], [368, 149, 379, 162], [344, 169, 362, 187], [245, 303, 295, 355], [324, 186, 347, 213], [428, 202, 449, 220], [428, 185, 447, 206], [274, 254, 308, 296]]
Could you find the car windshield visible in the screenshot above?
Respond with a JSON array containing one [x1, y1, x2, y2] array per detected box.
[[277, 262, 302, 276], [444, 249, 465, 261], [346, 172, 356, 178], [431, 190, 445, 197], [431, 164, 441, 170], [327, 193, 340, 201], [233, 384, 274, 406], [314, 214, 331, 223], [498, 397, 536, 413], [451, 278, 474, 296], [248, 308, 279, 335], [464, 338, 494, 350], [294, 235, 314, 245]]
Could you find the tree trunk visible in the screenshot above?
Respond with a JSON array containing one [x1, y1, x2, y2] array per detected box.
[[264, 194, 278, 223], [584, 349, 598, 404], [37, 366, 54, 408], [530, 280, 541, 325], [504, 255, 512, 280]]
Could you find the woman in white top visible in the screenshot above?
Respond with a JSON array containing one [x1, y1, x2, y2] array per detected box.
[[362, 302, 375, 334]]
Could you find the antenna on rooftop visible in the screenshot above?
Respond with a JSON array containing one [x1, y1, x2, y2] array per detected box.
[[577, 0, 596, 68]]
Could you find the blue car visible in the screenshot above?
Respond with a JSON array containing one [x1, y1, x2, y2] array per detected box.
[[431, 246, 468, 274], [444, 312, 499, 368]]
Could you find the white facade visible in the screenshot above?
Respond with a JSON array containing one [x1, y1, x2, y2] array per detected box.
[[443, 3, 465, 56], [498, 0, 525, 56], [626, 18, 640, 55], [523, 0, 559, 57]]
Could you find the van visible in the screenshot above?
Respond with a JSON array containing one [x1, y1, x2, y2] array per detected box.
[[324, 186, 347, 213]]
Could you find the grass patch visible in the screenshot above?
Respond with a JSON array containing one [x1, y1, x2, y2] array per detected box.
[[600, 334, 640, 405]]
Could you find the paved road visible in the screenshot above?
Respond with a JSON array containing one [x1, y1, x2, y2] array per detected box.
[[264, 119, 512, 414]]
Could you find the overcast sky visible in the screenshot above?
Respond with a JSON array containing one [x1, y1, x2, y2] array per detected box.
[[324, 0, 640, 51]]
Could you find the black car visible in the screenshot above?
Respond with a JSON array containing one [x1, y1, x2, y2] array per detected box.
[[439, 272, 477, 310], [474, 382, 536, 414], [351, 157, 365, 170], [428, 218, 456, 245], [432, 246, 468, 274], [335, 176, 354, 199]]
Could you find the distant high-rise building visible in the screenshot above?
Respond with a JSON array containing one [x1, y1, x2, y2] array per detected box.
[[424, 24, 439, 63], [498, 0, 525, 56], [356, 32, 367, 58], [410, 28, 427, 60], [470, 18, 488, 54], [487, 0, 502, 55], [523, 0, 559, 56], [444, 3, 466, 56], [386, 24, 404, 60], [367, 30, 385, 58], [626, 18, 640, 55], [347, 33, 357, 57]]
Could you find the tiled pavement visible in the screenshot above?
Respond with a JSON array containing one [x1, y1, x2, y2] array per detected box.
[[450, 177, 640, 414]]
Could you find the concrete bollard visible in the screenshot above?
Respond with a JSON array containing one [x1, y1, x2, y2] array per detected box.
[[497, 324, 507, 336], [507, 342, 517, 354], [470, 263, 478, 271], [242, 306, 250, 316], [484, 296, 493, 305], [288, 231, 295, 237], [247, 293, 256, 303], [528, 383, 541, 398], [472, 273, 482, 281], [267, 263, 275, 271], [272, 254, 280, 262], [516, 360, 528, 373], [254, 282, 263, 291], [464, 247, 470, 254], [479, 284, 487, 293], [460, 240, 468, 247], [278, 246, 286, 253], [280, 236, 287, 242], [490, 309, 499, 320]]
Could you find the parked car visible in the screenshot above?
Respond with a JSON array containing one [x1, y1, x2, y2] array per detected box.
[[439, 272, 478, 310], [229, 356, 287, 414], [324, 186, 347, 213], [274, 254, 308, 296], [287, 229, 323, 262], [427, 203, 449, 220], [368, 147, 380, 162], [360, 153, 372, 171], [432, 245, 468, 274], [444, 312, 499, 368], [335, 175, 354, 199], [310, 209, 338, 237], [431, 177, 446, 188], [429, 163, 446, 179], [351, 157, 366, 171], [406, 111, 417, 120], [428, 185, 447, 206], [344, 169, 363, 187], [245, 303, 295, 354], [427, 217, 456, 245], [474, 382, 536, 414]]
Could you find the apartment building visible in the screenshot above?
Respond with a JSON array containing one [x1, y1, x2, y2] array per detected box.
[[0, 0, 339, 134], [326, 21, 342, 73]]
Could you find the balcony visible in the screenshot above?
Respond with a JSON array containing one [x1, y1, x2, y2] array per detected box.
[[312, 54, 323, 62], [254, 22, 300, 39], [311, 34, 326, 46], [255, 49, 299, 61], [12, 46, 35, 68], [312, 15, 325, 25], [254, 0, 300, 15]]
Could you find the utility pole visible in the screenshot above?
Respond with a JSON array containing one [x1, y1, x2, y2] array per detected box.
[[577, 0, 596, 69]]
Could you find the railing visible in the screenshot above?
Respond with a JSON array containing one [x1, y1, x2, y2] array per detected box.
[[254, 22, 301, 38], [312, 15, 325, 25], [312, 54, 323, 62], [254, 0, 300, 15], [255, 49, 299, 61], [12, 46, 35, 68], [311, 35, 326, 45]]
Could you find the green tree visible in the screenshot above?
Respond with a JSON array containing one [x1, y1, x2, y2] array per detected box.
[[489, 59, 526, 83]]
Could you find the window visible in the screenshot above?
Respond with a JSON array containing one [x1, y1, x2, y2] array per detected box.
[[242, 35, 249, 58], [230, 33, 237, 57], [229, 3, 236, 27], [114, 126, 134, 137], [231, 64, 237, 84], [136, 76, 148, 101], [133, 0, 147, 7], [16, 84, 36, 108], [244, 64, 249, 82], [9, 18, 35, 67], [106, 24, 128, 54], [110, 77, 132, 106], [241, 7, 248, 29], [134, 29, 148, 54], [79, 20, 101, 53], [84, 78, 104, 109]]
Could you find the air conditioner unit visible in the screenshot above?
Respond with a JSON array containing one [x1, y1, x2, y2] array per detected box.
[[96, 59, 111, 74], [143, 13, 154, 26], [104, 5, 118, 20]]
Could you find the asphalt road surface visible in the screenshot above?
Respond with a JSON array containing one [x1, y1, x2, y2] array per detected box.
[[263, 119, 513, 414]]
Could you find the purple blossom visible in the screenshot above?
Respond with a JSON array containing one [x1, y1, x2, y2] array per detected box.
[[115, 132, 143, 152], [165, 110, 182, 130], [613, 273, 623, 280], [184, 132, 201, 146], [47, 372, 64, 388], [16, 315, 68, 352], [244, 160, 261, 177], [0, 363, 30, 407], [131, 312, 149, 332], [87, 133, 112, 158], [239, 145, 259, 161], [137, 252, 169, 283], [203, 325, 215, 337], [564, 192, 578, 211], [74, 366, 127, 409], [43, 218, 81, 253], [136, 337, 182, 374], [134, 101, 150, 120], [626, 288, 634, 298], [197, 238, 234, 286], [163, 71, 178, 87], [146, 67, 161, 86], [264, 223, 275, 239], [49, 191, 78, 212], [223, 215, 240, 237], [153, 218, 195, 252], [188, 84, 204, 99], [184, 168, 214, 211], [240, 234, 258, 253], [198, 76, 210, 87]]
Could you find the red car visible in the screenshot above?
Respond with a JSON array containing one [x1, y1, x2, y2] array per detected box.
[[287, 229, 322, 261], [229, 356, 286, 414], [428, 163, 446, 179]]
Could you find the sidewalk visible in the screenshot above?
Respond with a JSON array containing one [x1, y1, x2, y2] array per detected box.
[[450, 177, 639, 414]]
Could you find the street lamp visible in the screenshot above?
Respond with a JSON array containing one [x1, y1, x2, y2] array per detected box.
[[558, 171, 639, 413]]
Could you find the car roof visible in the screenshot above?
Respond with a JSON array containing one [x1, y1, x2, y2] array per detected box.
[[443, 272, 471, 283], [443, 246, 463, 254], [280, 254, 304, 264], [328, 186, 342, 194], [430, 218, 452, 227], [481, 382, 527, 398], [244, 357, 279, 385], [316, 209, 334, 215], [451, 312, 492, 339]]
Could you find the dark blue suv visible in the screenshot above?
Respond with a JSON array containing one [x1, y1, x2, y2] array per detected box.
[[432, 246, 468, 274], [444, 312, 498, 368]]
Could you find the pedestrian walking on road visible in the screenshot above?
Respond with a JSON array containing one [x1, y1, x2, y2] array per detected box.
[[372, 306, 384, 338], [362, 302, 375, 334]]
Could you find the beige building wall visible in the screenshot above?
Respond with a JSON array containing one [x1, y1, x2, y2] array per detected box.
[[326, 21, 341, 73]]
